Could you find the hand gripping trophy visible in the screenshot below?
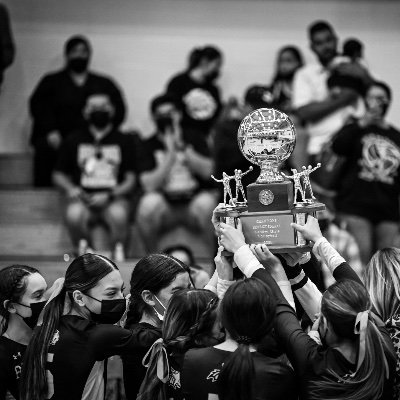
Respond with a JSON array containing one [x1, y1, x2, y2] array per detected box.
[[211, 172, 235, 207], [234, 167, 253, 205]]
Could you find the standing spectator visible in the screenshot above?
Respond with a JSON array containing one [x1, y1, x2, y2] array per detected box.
[[30, 35, 126, 187], [292, 21, 367, 162], [332, 81, 400, 265], [0, 3, 15, 89], [136, 94, 217, 256], [53, 91, 136, 259], [271, 46, 304, 114], [166, 46, 223, 143]]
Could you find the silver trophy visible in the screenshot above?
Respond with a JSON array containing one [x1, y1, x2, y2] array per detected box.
[[238, 108, 296, 183]]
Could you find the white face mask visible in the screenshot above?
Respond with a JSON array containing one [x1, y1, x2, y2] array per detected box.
[[153, 294, 166, 321]]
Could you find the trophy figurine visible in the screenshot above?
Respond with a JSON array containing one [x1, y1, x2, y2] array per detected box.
[[211, 172, 235, 208], [234, 166, 253, 205], [215, 108, 325, 253]]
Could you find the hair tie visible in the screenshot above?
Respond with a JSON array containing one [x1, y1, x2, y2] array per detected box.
[[237, 335, 252, 345], [142, 338, 170, 383], [37, 278, 66, 326]]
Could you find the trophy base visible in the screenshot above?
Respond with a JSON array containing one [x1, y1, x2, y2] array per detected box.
[[221, 244, 312, 257], [247, 181, 294, 212]]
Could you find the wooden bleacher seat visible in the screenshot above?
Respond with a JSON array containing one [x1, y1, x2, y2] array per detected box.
[[0, 189, 210, 260], [0, 153, 33, 187]]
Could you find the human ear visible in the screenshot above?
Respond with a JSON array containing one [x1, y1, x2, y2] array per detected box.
[[72, 290, 86, 307], [141, 290, 156, 307], [3, 299, 17, 314]]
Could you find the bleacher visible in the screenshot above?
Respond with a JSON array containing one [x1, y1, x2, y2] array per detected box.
[[0, 153, 211, 282]]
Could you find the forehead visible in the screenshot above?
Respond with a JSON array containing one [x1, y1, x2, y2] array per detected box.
[[367, 86, 389, 99], [23, 273, 47, 296], [86, 95, 111, 107], [68, 43, 90, 55], [95, 269, 123, 290], [312, 29, 335, 44], [165, 271, 190, 290], [279, 50, 297, 62]]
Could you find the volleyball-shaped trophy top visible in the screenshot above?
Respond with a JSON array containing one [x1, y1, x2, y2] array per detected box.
[[237, 108, 296, 184]]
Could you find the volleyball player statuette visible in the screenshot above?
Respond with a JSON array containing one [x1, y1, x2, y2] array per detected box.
[[214, 108, 325, 253]]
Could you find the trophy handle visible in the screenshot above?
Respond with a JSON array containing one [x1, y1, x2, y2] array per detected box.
[[257, 160, 284, 184]]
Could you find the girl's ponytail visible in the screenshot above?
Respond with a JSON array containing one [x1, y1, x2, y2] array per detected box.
[[219, 340, 255, 400]]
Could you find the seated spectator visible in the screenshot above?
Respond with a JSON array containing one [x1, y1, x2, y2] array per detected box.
[[332, 81, 400, 265], [136, 94, 218, 256], [166, 46, 223, 141], [30, 35, 126, 187], [212, 85, 273, 191], [271, 45, 304, 114], [53, 91, 137, 259]]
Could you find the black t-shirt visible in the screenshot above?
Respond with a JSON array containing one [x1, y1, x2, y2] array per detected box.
[[166, 72, 222, 137], [332, 122, 400, 222], [45, 315, 153, 400], [121, 322, 161, 400], [181, 347, 297, 400], [137, 134, 213, 201], [54, 129, 138, 192], [0, 336, 26, 400], [30, 70, 126, 145], [252, 265, 396, 400]]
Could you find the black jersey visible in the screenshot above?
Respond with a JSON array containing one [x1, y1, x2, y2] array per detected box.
[[45, 315, 147, 400], [0, 336, 26, 400]]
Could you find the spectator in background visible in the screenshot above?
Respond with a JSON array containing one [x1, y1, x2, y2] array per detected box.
[[271, 46, 304, 114], [30, 35, 126, 187], [136, 94, 217, 257], [212, 85, 273, 191], [163, 244, 211, 288], [292, 21, 369, 163], [166, 46, 223, 143], [332, 81, 400, 265], [0, 3, 15, 89], [53, 91, 137, 260]]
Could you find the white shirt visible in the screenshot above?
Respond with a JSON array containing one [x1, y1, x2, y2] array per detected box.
[[292, 63, 363, 155]]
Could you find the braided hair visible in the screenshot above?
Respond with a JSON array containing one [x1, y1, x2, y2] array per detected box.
[[0, 265, 39, 334], [137, 289, 219, 400]]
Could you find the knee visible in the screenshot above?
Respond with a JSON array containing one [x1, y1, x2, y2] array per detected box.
[[105, 201, 130, 225], [136, 192, 168, 222], [65, 201, 87, 226], [190, 192, 218, 222]]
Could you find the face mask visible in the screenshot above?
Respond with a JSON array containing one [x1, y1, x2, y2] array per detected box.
[[67, 57, 89, 73], [88, 110, 112, 130], [85, 294, 127, 324], [15, 300, 47, 329], [153, 294, 166, 321], [155, 115, 174, 133], [205, 69, 220, 82]]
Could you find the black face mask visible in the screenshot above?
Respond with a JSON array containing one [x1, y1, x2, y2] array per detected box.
[[205, 69, 220, 82], [67, 57, 89, 73], [85, 294, 127, 324], [88, 110, 112, 130], [155, 115, 174, 133], [15, 300, 47, 329]]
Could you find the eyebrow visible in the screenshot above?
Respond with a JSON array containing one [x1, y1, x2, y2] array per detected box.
[[31, 289, 45, 296], [104, 283, 125, 291]]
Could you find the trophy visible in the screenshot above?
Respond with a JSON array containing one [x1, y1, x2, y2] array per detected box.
[[214, 108, 325, 253]]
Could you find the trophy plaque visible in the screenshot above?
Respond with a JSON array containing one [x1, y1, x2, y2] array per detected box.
[[215, 108, 325, 253]]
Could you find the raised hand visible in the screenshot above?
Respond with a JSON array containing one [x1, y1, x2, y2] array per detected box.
[[219, 220, 246, 253]]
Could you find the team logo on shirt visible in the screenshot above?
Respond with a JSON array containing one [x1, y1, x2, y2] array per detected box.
[[183, 88, 217, 120], [169, 366, 181, 389], [206, 368, 221, 383], [50, 330, 60, 346], [358, 134, 400, 184]]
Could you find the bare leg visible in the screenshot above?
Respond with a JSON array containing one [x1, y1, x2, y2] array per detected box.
[[102, 198, 131, 248], [65, 199, 91, 251]]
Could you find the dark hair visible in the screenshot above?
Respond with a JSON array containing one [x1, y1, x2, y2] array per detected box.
[[278, 46, 304, 67], [343, 38, 363, 58], [0, 265, 40, 334], [188, 46, 222, 71], [127, 254, 191, 325], [150, 93, 181, 115], [309, 280, 395, 400], [369, 80, 392, 102], [20, 254, 118, 400], [308, 20, 335, 40], [162, 244, 195, 266], [64, 35, 91, 55], [137, 289, 219, 400], [219, 278, 276, 400]]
